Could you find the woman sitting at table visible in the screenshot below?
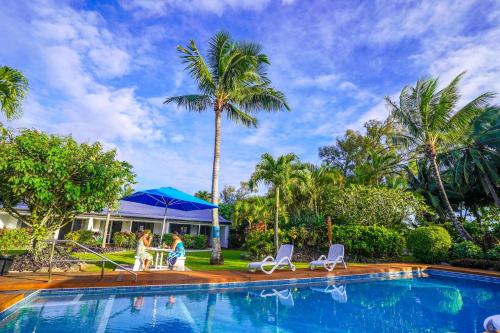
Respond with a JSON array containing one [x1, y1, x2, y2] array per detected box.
[[166, 232, 185, 269], [135, 229, 153, 270]]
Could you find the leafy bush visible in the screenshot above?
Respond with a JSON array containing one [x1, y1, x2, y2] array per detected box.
[[162, 233, 173, 245], [324, 185, 429, 230], [0, 228, 31, 255], [450, 241, 483, 259], [451, 258, 500, 271], [330, 225, 404, 259], [64, 230, 101, 247], [113, 231, 137, 248], [245, 230, 275, 259], [161, 233, 207, 249], [407, 226, 452, 263], [485, 245, 500, 261]]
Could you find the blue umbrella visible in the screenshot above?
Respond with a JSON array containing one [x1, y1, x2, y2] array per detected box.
[[122, 187, 217, 239]]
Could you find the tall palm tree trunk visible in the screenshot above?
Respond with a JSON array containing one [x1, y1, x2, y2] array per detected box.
[[428, 152, 472, 240], [210, 109, 223, 264], [483, 174, 500, 208], [274, 187, 280, 250]]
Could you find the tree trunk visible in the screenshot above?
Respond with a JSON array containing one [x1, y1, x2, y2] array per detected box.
[[274, 187, 280, 250], [429, 152, 472, 241], [326, 215, 332, 247], [210, 109, 223, 265], [102, 212, 111, 248], [483, 173, 500, 208]]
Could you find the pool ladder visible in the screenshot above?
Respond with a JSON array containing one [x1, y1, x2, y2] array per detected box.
[[46, 239, 138, 282]]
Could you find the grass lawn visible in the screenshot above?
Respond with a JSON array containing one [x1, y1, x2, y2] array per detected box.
[[73, 249, 312, 272]]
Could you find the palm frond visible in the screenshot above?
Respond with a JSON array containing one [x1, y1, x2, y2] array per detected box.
[[225, 103, 257, 127], [237, 86, 290, 112], [177, 41, 215, 94], [431, 72, 464, 130], [164, 94, 212, 112], [0, 66, 28, 120], [448, 91, 496, 131]]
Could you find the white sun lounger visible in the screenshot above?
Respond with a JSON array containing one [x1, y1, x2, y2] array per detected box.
[[250, 289, 295, 307], [309, 244, 347, 271], [310, 284, 348, 303], [247, 244, 296, 274]]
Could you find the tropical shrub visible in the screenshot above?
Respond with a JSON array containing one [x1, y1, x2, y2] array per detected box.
[[245, 230, 275, 259], [0, 228, 31, 255], [113, 231, 137, 248], [161, 233, 207, 249], [324, 185, 429, 230], [162, 233, 173, 245], [485, 245, 500, 261], [407, 226, 452, 263], [64, 230, 101, 246], [183, 234, 207, 249], [450, 241, 483, 259], [331, 225, 404, 259]]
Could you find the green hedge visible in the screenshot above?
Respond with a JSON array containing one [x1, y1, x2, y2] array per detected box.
[[407, 226, 452, 263], [485, 245, 500, 261], [450, 241, 483, 260], [0, 228, 31, 254], [245, 225, 404, 260], [113, 231, 137, 248], [331, 225, 404, 259], [161, 233, 207, 249]]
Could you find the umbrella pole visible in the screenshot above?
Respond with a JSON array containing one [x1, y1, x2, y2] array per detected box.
[[161, 206, 168, 243]]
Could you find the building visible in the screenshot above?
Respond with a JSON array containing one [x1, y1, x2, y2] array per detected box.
[[0, 200, 231, 247]]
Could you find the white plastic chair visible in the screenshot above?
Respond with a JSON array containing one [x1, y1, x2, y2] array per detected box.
[[247, 244, 296, 274], [309, 244, 347, 271]]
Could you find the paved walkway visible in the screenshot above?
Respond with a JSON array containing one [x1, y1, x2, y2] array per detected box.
[[0, 263, 497, 292]]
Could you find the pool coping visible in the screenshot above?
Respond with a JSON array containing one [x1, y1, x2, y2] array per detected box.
[[1, 267, 499, 318]]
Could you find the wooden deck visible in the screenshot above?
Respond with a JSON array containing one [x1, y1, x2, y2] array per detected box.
[[0, 264, 498, 311]]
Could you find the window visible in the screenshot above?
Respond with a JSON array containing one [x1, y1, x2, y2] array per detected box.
[[131, 222, 155, 233], [199, 225, 211, 238], [169, 223, 191, 235]]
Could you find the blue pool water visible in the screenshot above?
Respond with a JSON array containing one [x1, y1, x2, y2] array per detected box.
[[1, 272, 499, 332]]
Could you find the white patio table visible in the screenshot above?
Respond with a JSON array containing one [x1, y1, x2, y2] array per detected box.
[[146, 247, 172, 270]]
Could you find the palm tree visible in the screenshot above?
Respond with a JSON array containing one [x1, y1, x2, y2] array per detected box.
[[165, 32, 289, 264], [249, 153, 302, 249], [194, 190, 212, 202], [451, 106, 500, 207], [300, 163, 344, 217], [0, 66, 28, 120], [386, 72, 495, 240]]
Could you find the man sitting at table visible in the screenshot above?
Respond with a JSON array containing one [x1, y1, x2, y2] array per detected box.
[[166, 232, 185, 269]]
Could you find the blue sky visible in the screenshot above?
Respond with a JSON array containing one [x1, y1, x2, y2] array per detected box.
[[1, 0, 499, 194]]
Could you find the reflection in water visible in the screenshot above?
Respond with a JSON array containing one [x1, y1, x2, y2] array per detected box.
[[0, 276, 499, 333], [309, 283, 348, 303]]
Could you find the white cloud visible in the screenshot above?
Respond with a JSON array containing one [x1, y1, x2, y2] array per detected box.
[[120, 0, 272, 16], [1, 1, 163, 144], [294, 74, 338, 89]]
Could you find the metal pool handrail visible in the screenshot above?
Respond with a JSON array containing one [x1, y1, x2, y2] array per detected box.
[[46, 239, 138, 282]]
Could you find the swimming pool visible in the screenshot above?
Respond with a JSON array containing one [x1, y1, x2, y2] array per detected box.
[[1, 270, 498, 332]]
